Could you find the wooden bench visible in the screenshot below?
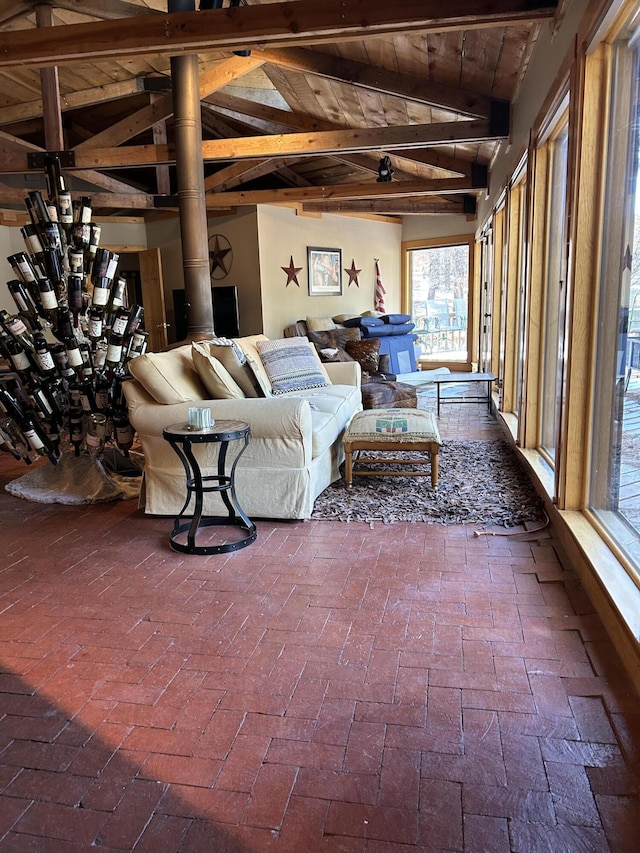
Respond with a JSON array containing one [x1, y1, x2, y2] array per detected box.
[[343, 409, 441, 488]]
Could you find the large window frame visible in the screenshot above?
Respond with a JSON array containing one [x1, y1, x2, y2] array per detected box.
[[401, 235, 475, 370]]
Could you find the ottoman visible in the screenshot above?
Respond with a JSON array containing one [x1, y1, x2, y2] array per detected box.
[[343, 409, 441, 488], [361, 379, 418, 410]]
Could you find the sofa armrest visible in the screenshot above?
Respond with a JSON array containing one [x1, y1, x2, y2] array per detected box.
[[325, 360, 361, 387]]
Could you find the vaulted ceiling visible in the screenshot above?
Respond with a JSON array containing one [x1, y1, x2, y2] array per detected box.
[[0, 0, 559, 221]]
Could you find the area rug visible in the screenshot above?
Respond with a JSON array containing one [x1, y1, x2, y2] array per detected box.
[[312, 439, 543, 525]]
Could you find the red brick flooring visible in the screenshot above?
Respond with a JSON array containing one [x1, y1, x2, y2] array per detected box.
[[1, 403, 639, 851]]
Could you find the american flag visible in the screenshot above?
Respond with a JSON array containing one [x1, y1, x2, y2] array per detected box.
[[374, 259, 386, 313]]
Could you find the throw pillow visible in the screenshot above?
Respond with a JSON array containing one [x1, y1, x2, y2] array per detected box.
[[198, 336, 261, 397], [256, 337, 330, 395], [332, 313, 360, 325], [307, 329, 357, 363], [235, 334, 273, 396], [345, 337, 381, 375], [192, 342, 245, 399], [306, 315, 337, 332], [127, 345, 207, 404]]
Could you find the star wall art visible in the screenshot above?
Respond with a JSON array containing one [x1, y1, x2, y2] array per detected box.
[[281, 255, 302, 287], [344, 259, 361, 287], [208, 233, 232, 279]]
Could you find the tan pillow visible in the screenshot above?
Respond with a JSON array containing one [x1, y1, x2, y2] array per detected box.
[[332, 313, 361, 325], [127, 345, 206, 404], [235, 334, 272, 396], [192, 342, 245, 399], [306, 315, 336, 332], [195, 338, 259, 397]]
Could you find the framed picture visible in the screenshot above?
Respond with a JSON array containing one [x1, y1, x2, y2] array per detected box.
[[307, 246, 342, 296]]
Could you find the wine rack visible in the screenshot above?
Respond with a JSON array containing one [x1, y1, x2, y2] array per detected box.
[[0, 156, 147, 467]]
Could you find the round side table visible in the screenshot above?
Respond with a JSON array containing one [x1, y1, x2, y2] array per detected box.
[[162, 419, 257, 555]]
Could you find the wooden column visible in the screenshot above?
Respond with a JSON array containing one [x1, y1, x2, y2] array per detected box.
[[169, 0, 214, 341], [36, 4, 64, 152]]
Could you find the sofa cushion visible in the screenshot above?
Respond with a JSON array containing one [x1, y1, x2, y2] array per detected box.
[[306, 315, 336, 332], [127, 345, 206, 404], [382, 313, 411, 324], [256, 337, 329, 395], [192, 342, 246, 400], [345, 337, 381, 374], [235, 335, 272, 396], [285, 385, 362, 457], [196, 337, 261, 397]]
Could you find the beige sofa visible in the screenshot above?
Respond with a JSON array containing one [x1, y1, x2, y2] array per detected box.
[[122, 335, 362, 520]]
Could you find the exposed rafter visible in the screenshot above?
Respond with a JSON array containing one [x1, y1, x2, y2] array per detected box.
[[0, 1, 558, 68]]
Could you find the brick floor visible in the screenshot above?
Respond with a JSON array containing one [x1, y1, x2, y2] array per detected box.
[[0, 399, 639, 851]]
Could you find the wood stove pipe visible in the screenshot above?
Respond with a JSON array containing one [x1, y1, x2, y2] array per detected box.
[[168, 0, 214, 341]]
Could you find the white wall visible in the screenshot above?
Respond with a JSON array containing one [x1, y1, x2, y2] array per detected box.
[[256, 206, 403, 339]]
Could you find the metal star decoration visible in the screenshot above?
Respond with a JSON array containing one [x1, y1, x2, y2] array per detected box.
[[345, 259, 361, 287], [208, 234, 232, 279], [282, 255, 302, 287]]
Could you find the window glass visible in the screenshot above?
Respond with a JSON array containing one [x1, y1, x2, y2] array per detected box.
[[408, 242, 470, 361], [590, 31, 640, 578], [539, 123, 569, 464]]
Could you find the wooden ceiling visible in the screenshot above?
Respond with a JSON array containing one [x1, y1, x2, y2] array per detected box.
[[0, 0, 559, 220]]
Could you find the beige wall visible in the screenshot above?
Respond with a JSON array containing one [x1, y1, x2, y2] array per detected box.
[[401, 214, 476, 243], [256, 206, 403, 339]]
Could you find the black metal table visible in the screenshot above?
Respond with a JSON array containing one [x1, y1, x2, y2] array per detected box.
[[432, 372, 496, 416], [162, 419, 256, 555]]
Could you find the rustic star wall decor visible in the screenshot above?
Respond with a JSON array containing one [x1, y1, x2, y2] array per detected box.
[[345, 259, 361, 287], [208, 233, 232, 279], [281, 255, 302, 287]]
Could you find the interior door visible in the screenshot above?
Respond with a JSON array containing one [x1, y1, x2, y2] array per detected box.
[[139, 248, 168, 353]]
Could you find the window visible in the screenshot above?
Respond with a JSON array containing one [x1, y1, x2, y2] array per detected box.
[[403, 237, 473, 365], [539, 119, 569, 466], [590, 26, 640, 578]]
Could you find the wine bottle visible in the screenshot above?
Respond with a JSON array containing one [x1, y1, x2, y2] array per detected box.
[[67, 275, 84, 323], [7, 280, 40, 324], [55, 306, 74, 341], [6, 339, 33, 379], [78, 378, 96, 413], [0, 418, 32, 464], [106, 331, 124, 369], [20, 415, 56, 460], [37, 277, 59, 314], [94, 372, 111, 411], [0, 384, 25, 422], [124, 304, 144, 337], [111, 306, 130, 337], [21, 223, 44, 256], [114, 412, 134, 455], [79, 342, 94, 378], [75, 196, 92, 224], [64, 335, 84, 372], [8, 252, 38, 286], [126, 329, 148, 360], [93, 339, 108, 372], [33, 333, 57, 377], [51, 343, 74, 379], [87, 306, 104, 342], [68, 248, 84, 276], [91, 276, 111, 307], [27, 190, 51, 225], [68, 406, 84, 456], [85, 412, 106, 456], [58, 190, 73, 230]]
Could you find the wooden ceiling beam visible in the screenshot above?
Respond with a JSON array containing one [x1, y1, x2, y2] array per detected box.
[[261, 47, 496, 120], [0, 1, 559, 68], [52, 0, 158, 20], [205, 157, 302, 192], [204, 177, 477, 208], [0, 120, 501, 172], [302, 198, 466, 214]]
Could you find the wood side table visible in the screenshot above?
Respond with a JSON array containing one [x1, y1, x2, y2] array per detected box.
[[162, 419, 257, 555]]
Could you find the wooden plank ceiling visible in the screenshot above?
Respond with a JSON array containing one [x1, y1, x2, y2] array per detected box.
[[0, 0, 558, 219]]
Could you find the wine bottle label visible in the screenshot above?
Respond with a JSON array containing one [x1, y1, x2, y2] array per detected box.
[[40, 289, 58, 309], [88, 318, 103, 338], [7, 317, 28, 336], [66, 346, 83, 368], [59, 192, 73, 223], [112, 316, 128, 336], [93, 348, 107, 369], [106, 258, 118, 279], [92, 286, 109, 306], [95, 389, 109, 409], [10, 350, 30, 371], [69, 250, 83, 273], [85, 433, 102, 449], [107, 343, 123, 364], [81, 207, 92, 224], [80, 394, 92, 412], [46, 203, 59, 222], [17, 260, 36, 282], [23, 427, 45, 451], [36, 351, 55, 372]]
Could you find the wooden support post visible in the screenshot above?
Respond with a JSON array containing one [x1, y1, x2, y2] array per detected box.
[[35, 4, 64, 153]]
